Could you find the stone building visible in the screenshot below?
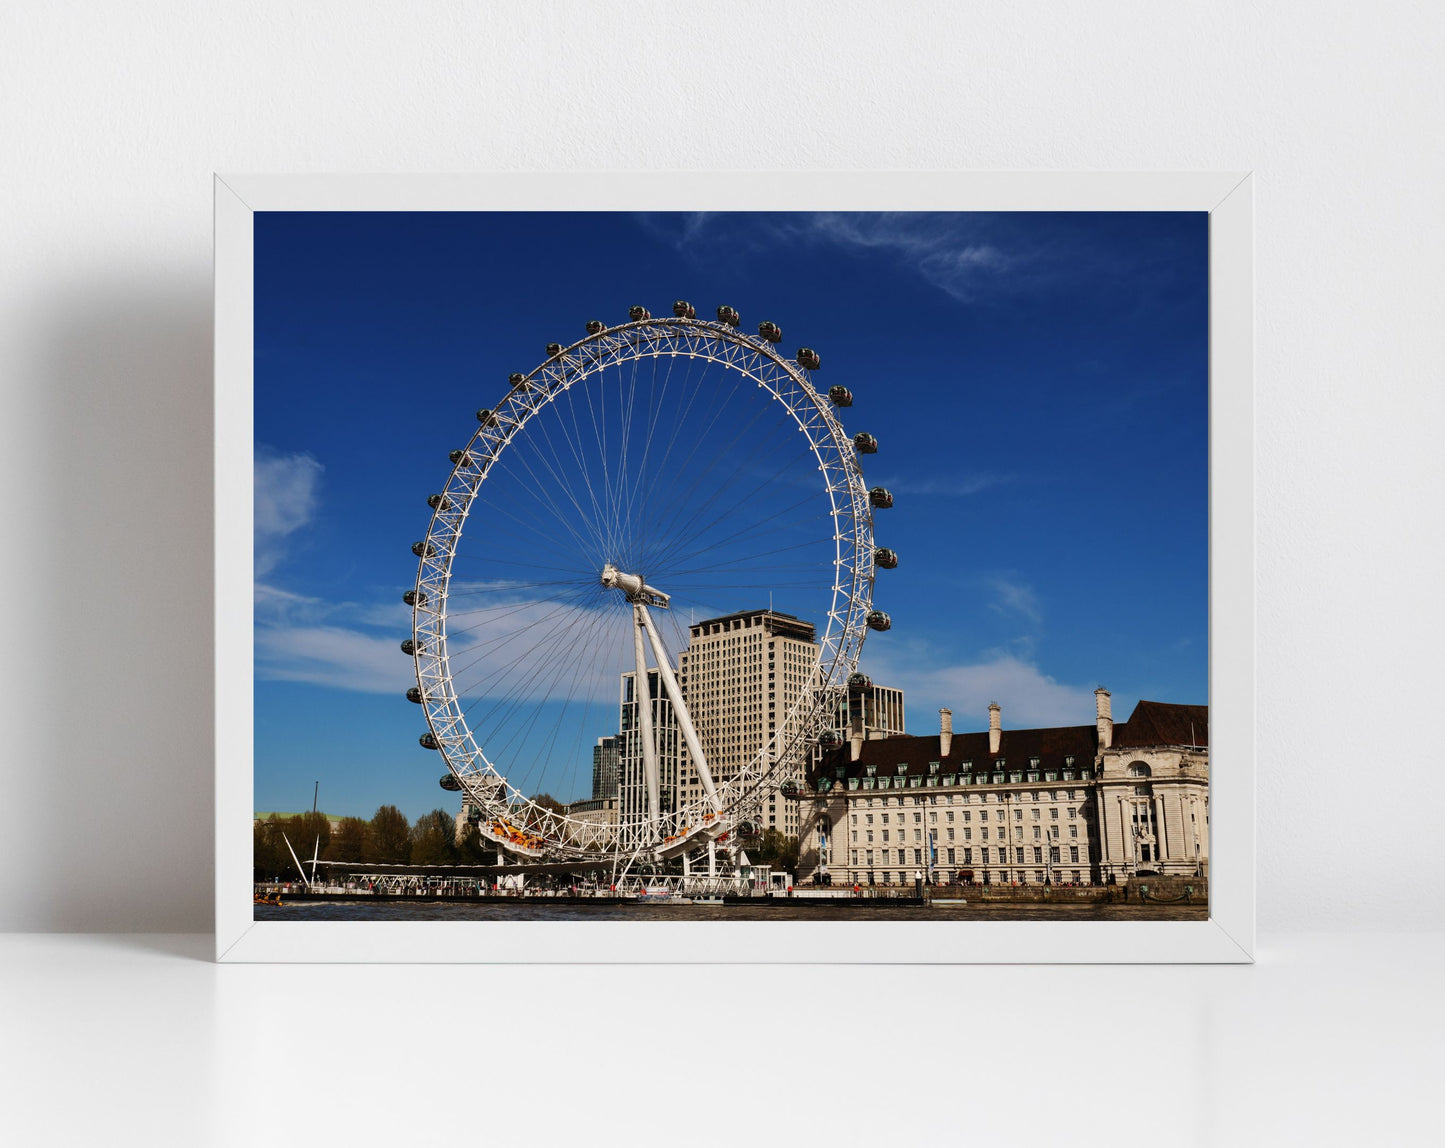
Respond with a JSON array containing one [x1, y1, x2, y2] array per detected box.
[[616, 668, 679, 851], [675, 609, 821, 837], [591, 735, 620, 801], [796, 690, 1208, 886]]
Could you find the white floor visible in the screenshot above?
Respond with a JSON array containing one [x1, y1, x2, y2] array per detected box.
[[2, 932, 1440, 1147]]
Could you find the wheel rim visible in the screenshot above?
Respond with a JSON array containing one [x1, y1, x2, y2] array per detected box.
[[409, 314, 875, 859]]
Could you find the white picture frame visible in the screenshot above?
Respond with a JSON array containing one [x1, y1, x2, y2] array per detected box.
[[216, 171, 1253, 963]]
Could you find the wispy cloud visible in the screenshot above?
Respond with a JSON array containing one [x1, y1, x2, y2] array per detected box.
[[860, 642, 1095, 731], [254, 447, 323, 579], [870, 472, 1007, 497], [637, 211, 1024, 303], [797, 213, 1013, 302], [984, 576, 1042, 626]]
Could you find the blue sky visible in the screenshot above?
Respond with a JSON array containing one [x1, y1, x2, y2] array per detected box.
[[254, 210, 1207, 820]]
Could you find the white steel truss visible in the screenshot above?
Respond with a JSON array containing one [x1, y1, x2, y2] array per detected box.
[[408, 315, 876, 862]]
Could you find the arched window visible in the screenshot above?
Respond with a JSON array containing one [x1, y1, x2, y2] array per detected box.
[[1127, 762, 1152, 778]]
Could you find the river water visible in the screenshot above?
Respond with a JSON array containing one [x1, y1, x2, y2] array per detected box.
[[255, 900, 1206, 923]]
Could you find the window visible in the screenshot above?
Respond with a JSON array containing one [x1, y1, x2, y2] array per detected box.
[[1014, 847, 1025, 864], [865, 850, 873, 865], [1032, 826, 1041, 840], [996, 810, 1005, 822], [964, 828, 971, 841], [1050, 808, 1059, 820], [929, 812, 938, 825], [1070, 824, 1078, 839], [962, 811, 971, 822], [1032, 809, 1041, 822], [1030, 757, 1040, 768], [946, 811, 955, 823], [880, 830, 888, 843], [866, 831, 874, 843], [1033, 847, 1042, 863], [1013, 809, 1022, 821], [913, 829, 922, 843], [914, 849, 923, 865], [947, 848, 956, 864], [1127, 763, 1152, 778], [1069, 846, 1079, 863], [880, 813, 888, 825], [851, 830, 858, 843], [1068, 806, 1077, 820], [947, 828, 955, 842], [981, 827, 989, 841], [1050, 846, 1060, 863], [964, 848, 973, 864]]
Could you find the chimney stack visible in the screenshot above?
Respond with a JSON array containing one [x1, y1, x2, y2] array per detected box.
[[939, 708, 953, 757], [988, 702, 1002, 755], [849, 732, 864, 761], [1095, 687, 1113, 749]]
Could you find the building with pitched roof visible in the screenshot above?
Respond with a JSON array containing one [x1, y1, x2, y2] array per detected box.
[[796, 689, 1208, 887]]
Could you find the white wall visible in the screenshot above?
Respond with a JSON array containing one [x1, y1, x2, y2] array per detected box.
[[2, 2, 1440, 932]]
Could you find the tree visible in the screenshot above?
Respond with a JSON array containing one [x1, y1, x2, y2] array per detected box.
[[368, 804, 411, 865], [751, 828, 800, 872], [457, 824, 491, 864], [410, 808, 460, 866], [326, 817, 367, 863], [521, 792, 566, 826], [253, 817, 289, 881], [286, 811, 332, 861]]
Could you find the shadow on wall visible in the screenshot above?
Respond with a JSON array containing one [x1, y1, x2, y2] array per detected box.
[[16, 271, 214, 932]]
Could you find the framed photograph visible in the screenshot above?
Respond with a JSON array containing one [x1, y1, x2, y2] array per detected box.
[[216, 172, 1253, 963]]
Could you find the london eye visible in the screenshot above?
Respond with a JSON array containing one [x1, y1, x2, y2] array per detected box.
[[404, 302, 893, 870]]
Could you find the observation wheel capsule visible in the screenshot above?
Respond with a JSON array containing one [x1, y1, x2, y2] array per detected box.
[[853, 432, 878, 454], [406, 687, 423, 704], [672, 299, 697, 319], [476, 408, 499, 426], [419, 732, 440, 750], [716, 305, 740, 327], [628, 305, 651, 321], [868, 487, 894, 509], [402, 589, 427, 607], [584, 319, 607, 335], [796, 347, 822, 371], [439, 774, 463, 792], [866, 610, 892, 632], [874, 547, 899, 569], [828, 385, 853, 407], [758, 320, 783, 343]]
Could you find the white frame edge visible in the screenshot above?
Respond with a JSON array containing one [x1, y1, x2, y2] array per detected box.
[[215, 172, 1254, 964]]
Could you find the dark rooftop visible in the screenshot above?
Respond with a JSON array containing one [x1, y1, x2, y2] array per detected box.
[[812, 699, 1207, 782], [1113, 699, 1209, 748], [689, 608, 816, 642]]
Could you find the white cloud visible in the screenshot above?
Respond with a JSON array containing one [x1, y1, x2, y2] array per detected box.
[[871, 472, 1007, 497], [254, 447, 323, 578], [859, 644, 1095, 731], [985, 576, 1042, 626]]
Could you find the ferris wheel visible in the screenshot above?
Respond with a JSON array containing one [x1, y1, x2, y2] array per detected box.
[[403, 302, 894, 866]]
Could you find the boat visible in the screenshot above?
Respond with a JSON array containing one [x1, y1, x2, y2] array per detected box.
[[635, 885, 691, 904], [253, 892, 283, 907]]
